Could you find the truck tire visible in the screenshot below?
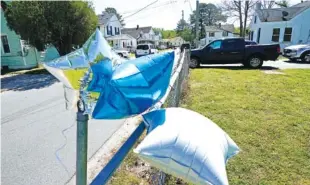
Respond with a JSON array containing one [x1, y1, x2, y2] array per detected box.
[[190, 57, 200, 68], [301, 51, 310, 63], [118, 53, 123, 57], [245, 55, 263, 69]]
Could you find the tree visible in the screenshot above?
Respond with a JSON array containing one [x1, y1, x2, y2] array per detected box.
[[105, 7, 125, 26], [4, 1, 98, 56], [178, 28, 195, 42], [221, 0, 257, 37], [176, 19, 189, 33], [161, 30, 177, 39], [190, 3, 227, 39], [275, 0, 290, 8], [261, 0, 276, 9], [153, 28, 164, 33]]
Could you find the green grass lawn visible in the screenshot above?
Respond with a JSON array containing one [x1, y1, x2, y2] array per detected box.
[[181, 69, 310, 185]]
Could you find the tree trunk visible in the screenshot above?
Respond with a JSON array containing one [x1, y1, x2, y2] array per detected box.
[[243, 1, 249, 38], [237, 1, 243, 37], [55, 35, 73, 56]]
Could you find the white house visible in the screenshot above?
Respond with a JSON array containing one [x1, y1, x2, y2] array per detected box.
[[169, 37, 186, 47], [98, 11, 122, 37], [122, 26, 161, 46], [200, 24, 235, 46], [106, 34, 137, 49], [249, 2, 310, 50]]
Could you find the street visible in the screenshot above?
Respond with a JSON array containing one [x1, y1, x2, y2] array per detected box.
[[1, 75, 125, 185]]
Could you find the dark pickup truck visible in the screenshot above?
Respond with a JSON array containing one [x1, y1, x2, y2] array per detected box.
[[190, 38, 280, 69]]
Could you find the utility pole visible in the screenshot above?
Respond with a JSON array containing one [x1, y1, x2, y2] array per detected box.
[[181, 10, 184, 30], [195, 0, 199, 48]]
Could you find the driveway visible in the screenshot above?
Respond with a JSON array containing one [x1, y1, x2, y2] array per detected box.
[[1, 74, 125, 185], [200, 59, 310, 69], [264, 59, 310, 69]]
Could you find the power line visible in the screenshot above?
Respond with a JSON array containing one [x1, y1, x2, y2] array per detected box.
[[106, 0, 177, 23], [123, 0, 159, 19], [120, 0, 177, 15], [125, 1, 177, 23], [185, 0, 193, 12]]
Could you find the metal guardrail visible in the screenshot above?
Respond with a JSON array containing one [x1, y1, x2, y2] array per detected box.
[[89, 49, 190, 185]]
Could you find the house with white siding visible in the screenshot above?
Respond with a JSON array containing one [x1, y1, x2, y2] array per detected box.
[[249, 2, 310, 50], [200, 24, 235, 46], [98, 11, 122, 37], [122, 26, 161, 46]]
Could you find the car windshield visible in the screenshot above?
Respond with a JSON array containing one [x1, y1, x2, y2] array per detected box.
[[137, 45, 149, 50]]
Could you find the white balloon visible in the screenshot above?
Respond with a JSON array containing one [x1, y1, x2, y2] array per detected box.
[[134, 107, 240, 185]]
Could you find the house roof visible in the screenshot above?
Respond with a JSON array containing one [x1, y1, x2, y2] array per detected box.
[[256, 2, 310, 22], [122, 26, 152, 38], [205, 24, 234, 33], [98, 11, 114, 25]]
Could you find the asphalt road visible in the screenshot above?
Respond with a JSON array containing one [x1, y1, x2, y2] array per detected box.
[[1, 75, 125, 185]]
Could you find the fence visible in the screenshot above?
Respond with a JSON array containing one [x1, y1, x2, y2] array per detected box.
[[90, 48, 190, 185]]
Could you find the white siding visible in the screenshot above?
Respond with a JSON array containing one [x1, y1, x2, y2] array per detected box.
[[250, 8, 310, 49], [204, 31, 234, 44], [103, 15, 122, 37]]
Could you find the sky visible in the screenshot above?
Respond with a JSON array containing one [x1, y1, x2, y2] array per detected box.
[[92, 0, 303, 30]]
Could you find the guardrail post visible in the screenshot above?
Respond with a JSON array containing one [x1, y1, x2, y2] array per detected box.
[[76, 100, 89, 185]]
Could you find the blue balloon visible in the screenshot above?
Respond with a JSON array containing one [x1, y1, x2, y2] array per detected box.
[[92, 52, 175, 119]]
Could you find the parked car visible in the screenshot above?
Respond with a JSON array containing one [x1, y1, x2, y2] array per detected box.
[[113, 49, 129, 58], [282, 44, 310, 63], [190, 38, 280, 69], [125, 46, 136, 53], [135, 44, 158, 58]]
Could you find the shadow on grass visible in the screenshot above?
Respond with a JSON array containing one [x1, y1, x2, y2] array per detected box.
[[281, 59, 310, 65], [1, 73, 58, 92], [198, 65, 279, 70]]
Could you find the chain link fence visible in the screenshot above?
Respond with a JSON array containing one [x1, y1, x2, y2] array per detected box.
[[151, 49, 190, 185], [100, 48, 191, 185], [164, 49, 190, 108]]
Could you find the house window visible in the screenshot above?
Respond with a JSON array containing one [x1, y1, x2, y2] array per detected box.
[[257, 28, 261, 43], [209, 32, 215, 37], [110, 26, 113, 35], [106, 26, 109, 35], [283, 27, 292, 42], [222, 31, 228, 37], [1, 35, 10, 53], [115, 27, 117, 35], [272, 28, 280, 42], [254, 16, 257, 24]]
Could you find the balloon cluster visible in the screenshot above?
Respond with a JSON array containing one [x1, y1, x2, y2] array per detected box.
[[43, 29, 175, 119]]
